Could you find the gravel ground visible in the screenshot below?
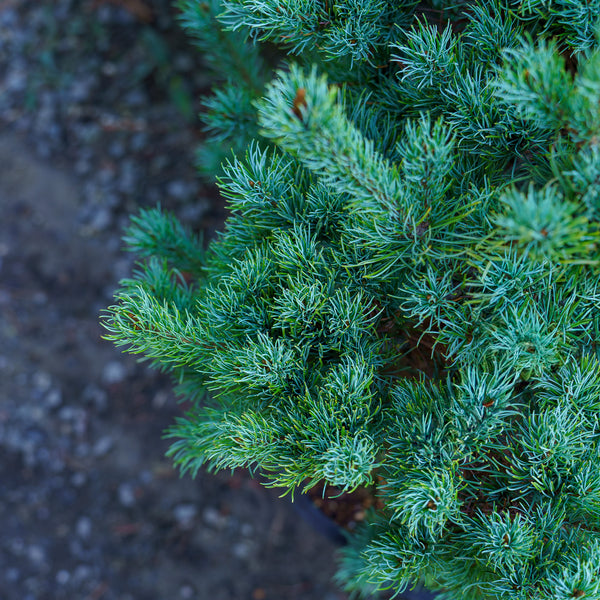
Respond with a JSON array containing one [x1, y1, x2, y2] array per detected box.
[[0, 1, 347, 599]]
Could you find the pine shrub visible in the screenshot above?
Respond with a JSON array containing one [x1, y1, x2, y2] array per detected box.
[[104, 1, 600, 598]]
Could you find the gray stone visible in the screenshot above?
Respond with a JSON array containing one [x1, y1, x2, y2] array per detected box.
[[232, 540, 253, 560], [32, 371, 52, 394], [174, 504, 197, 529], [166, 180, 189, 200], [102, 361, 127, 385], [76, 517, 92, 539], [70, 472, 87, 488], [45, 388, 62, 409], [202, 507, 226, 529], [92, 435, 113, 457], [179, 584, 195, 599], [118, 482, 136, 507], [27, 545, 46, 565], [87, 207, 112, 232], [56, 570, 70, 584]]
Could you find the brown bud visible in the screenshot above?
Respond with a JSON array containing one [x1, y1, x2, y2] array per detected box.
[[292, 88, 307, 120]]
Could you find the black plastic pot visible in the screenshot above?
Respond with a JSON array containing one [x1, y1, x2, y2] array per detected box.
[[290, 491, 350, 546], [289, 494, 438, 600]]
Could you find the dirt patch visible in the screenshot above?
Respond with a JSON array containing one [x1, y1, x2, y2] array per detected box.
[[0, 0, 348, 594], [0, 127, 346, 599]]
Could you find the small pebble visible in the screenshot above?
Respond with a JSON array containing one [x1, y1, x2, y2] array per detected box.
[[27, 545, 46, 565], [76, 516, 92, 539], [56, 570, 70, 584], [152, 390, 169, 408], [202, 507, 226, 529], [45, 388, 62, 409], [232, 540, 252, 560], [102, 361, 127, 385], [118, 482, 136, 507], [58, 406, 76, 421], [179, 584, 195, 599], [32, 371, 52, 393], [174, 504, 197, 529], [69, 79, 93, 103], [70, 472, 87, 488], [101, 61, 117, 76], [87, 207, 112, 232], [92, 435, 113, 457], [166, 180, 189, 200], [32, 291, 47, 305]]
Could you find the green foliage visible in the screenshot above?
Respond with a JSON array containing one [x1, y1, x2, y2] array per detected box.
[[177, 0, 271, 171], [219, 0, 417, 65], [104, 1, 600, 598]]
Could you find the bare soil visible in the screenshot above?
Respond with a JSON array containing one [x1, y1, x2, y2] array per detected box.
[[0, 1, 347, 598]]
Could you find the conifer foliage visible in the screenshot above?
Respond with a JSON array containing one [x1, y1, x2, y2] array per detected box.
[[104, 1, 600, 598]]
